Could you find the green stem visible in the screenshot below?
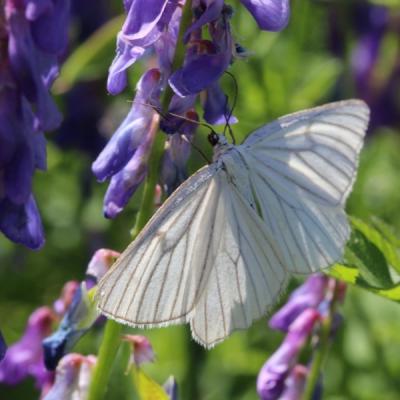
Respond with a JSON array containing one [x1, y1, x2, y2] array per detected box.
[[87, 320, 123, 400], [88, 2, 193, 399], [302, 281, 338, 400]]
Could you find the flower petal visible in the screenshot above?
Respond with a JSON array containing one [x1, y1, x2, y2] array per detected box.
[[240, 0, 290, 31], [95, 69, 160, 180], [0, 307, 55, 386], [0, 195, 45, 250], [30, 0, 71, 55], [269, 274, 328, 331], [122, 0, 169, 40], [42, 353, 96, 400], [203, 82, 238, 125]]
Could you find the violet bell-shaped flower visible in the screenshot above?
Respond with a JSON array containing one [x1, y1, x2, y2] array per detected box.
[[169, 3, 234, 97], [123, 334, 155, 366], [93, 69, 162, 218], [240, 0, 290, 31], [107, 0, 180, 94], [43, 249, 119, 370], [0, 73, 45, 249], [0, 194, 45, 249], [161, 110, 198, 195], [257, 309, 320, 400], [269, 274, 329, 332], [42, 353, 96, 400], [203, 81, 238, 125], [6, 0, 66, 131], [93, 68, 161, 182], [0, 306, 56, 387], [279, 364, 308, 400], [103, 113, 159, 218]]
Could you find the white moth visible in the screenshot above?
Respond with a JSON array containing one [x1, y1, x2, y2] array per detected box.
[[97, 100, 369, 348]]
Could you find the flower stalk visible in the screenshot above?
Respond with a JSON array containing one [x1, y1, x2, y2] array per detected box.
[[130, 0, 193, 238], [87, 2, 193, 398], [301, 281, 338, 400]]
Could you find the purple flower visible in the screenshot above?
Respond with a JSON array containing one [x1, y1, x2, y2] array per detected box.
[[279, 364, 308, 400], [163, 375, 178, 400], [42, 353, 96, 400], [6, 2, 63, 131], [43, 249, 118, 369], [161, 110, 198, 195], [240, 0, 290, 31], [0, 0, 70, 249], [0, 306, 56, 388], [0, 331, 6, 361], [107, 0, 179, 94], [85, 248, 120, 285], [53, 281, 80, 316], [122, 334, 155, 366], [169, 4, 234, 97], [28, 0, 70, 55], [269, 274, 328, 332], [0, 195, 45, 250], [98, 0, 292, 217], [257, 309, 319, 400], [93, 69, 161, 217], [103, 119, 157, 218], [203, 81, 238, 125]]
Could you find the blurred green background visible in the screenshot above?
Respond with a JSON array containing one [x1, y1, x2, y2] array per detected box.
[[1, 0, 400, 399]]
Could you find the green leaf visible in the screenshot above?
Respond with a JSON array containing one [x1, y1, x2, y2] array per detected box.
[[53, 15, 124, 94], [351, 216, 400, 274], [329, 264, 359, 284], [329, 218, 400, 302], [345, 228, 393, 288], [330, 264, 400, 302]]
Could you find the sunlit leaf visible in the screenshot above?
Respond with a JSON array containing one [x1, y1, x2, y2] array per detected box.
[[329, 218, 400, 302], [329, 264, 359, 284], [351, 217, 400, 274], [345, 228, 393, 288], [132, 368, 169, 400]]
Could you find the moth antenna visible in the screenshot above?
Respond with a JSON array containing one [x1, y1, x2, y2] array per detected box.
[[167, 111, 219, 136], [129, 100, 219, 137], [223, 70, 238, 145], [180, 134, 211, 165], [128, 99, 169, 120]]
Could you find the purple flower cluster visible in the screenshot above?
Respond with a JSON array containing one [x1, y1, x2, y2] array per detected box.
[[94, 0, 290, 217], [0, 0, 70, 249], [257, 275, 346, 400], [0, 248, 118, 396]]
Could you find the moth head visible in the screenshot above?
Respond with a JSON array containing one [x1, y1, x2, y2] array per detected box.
[[208, 132, 220, 146], [208, 132, 228, 147]]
